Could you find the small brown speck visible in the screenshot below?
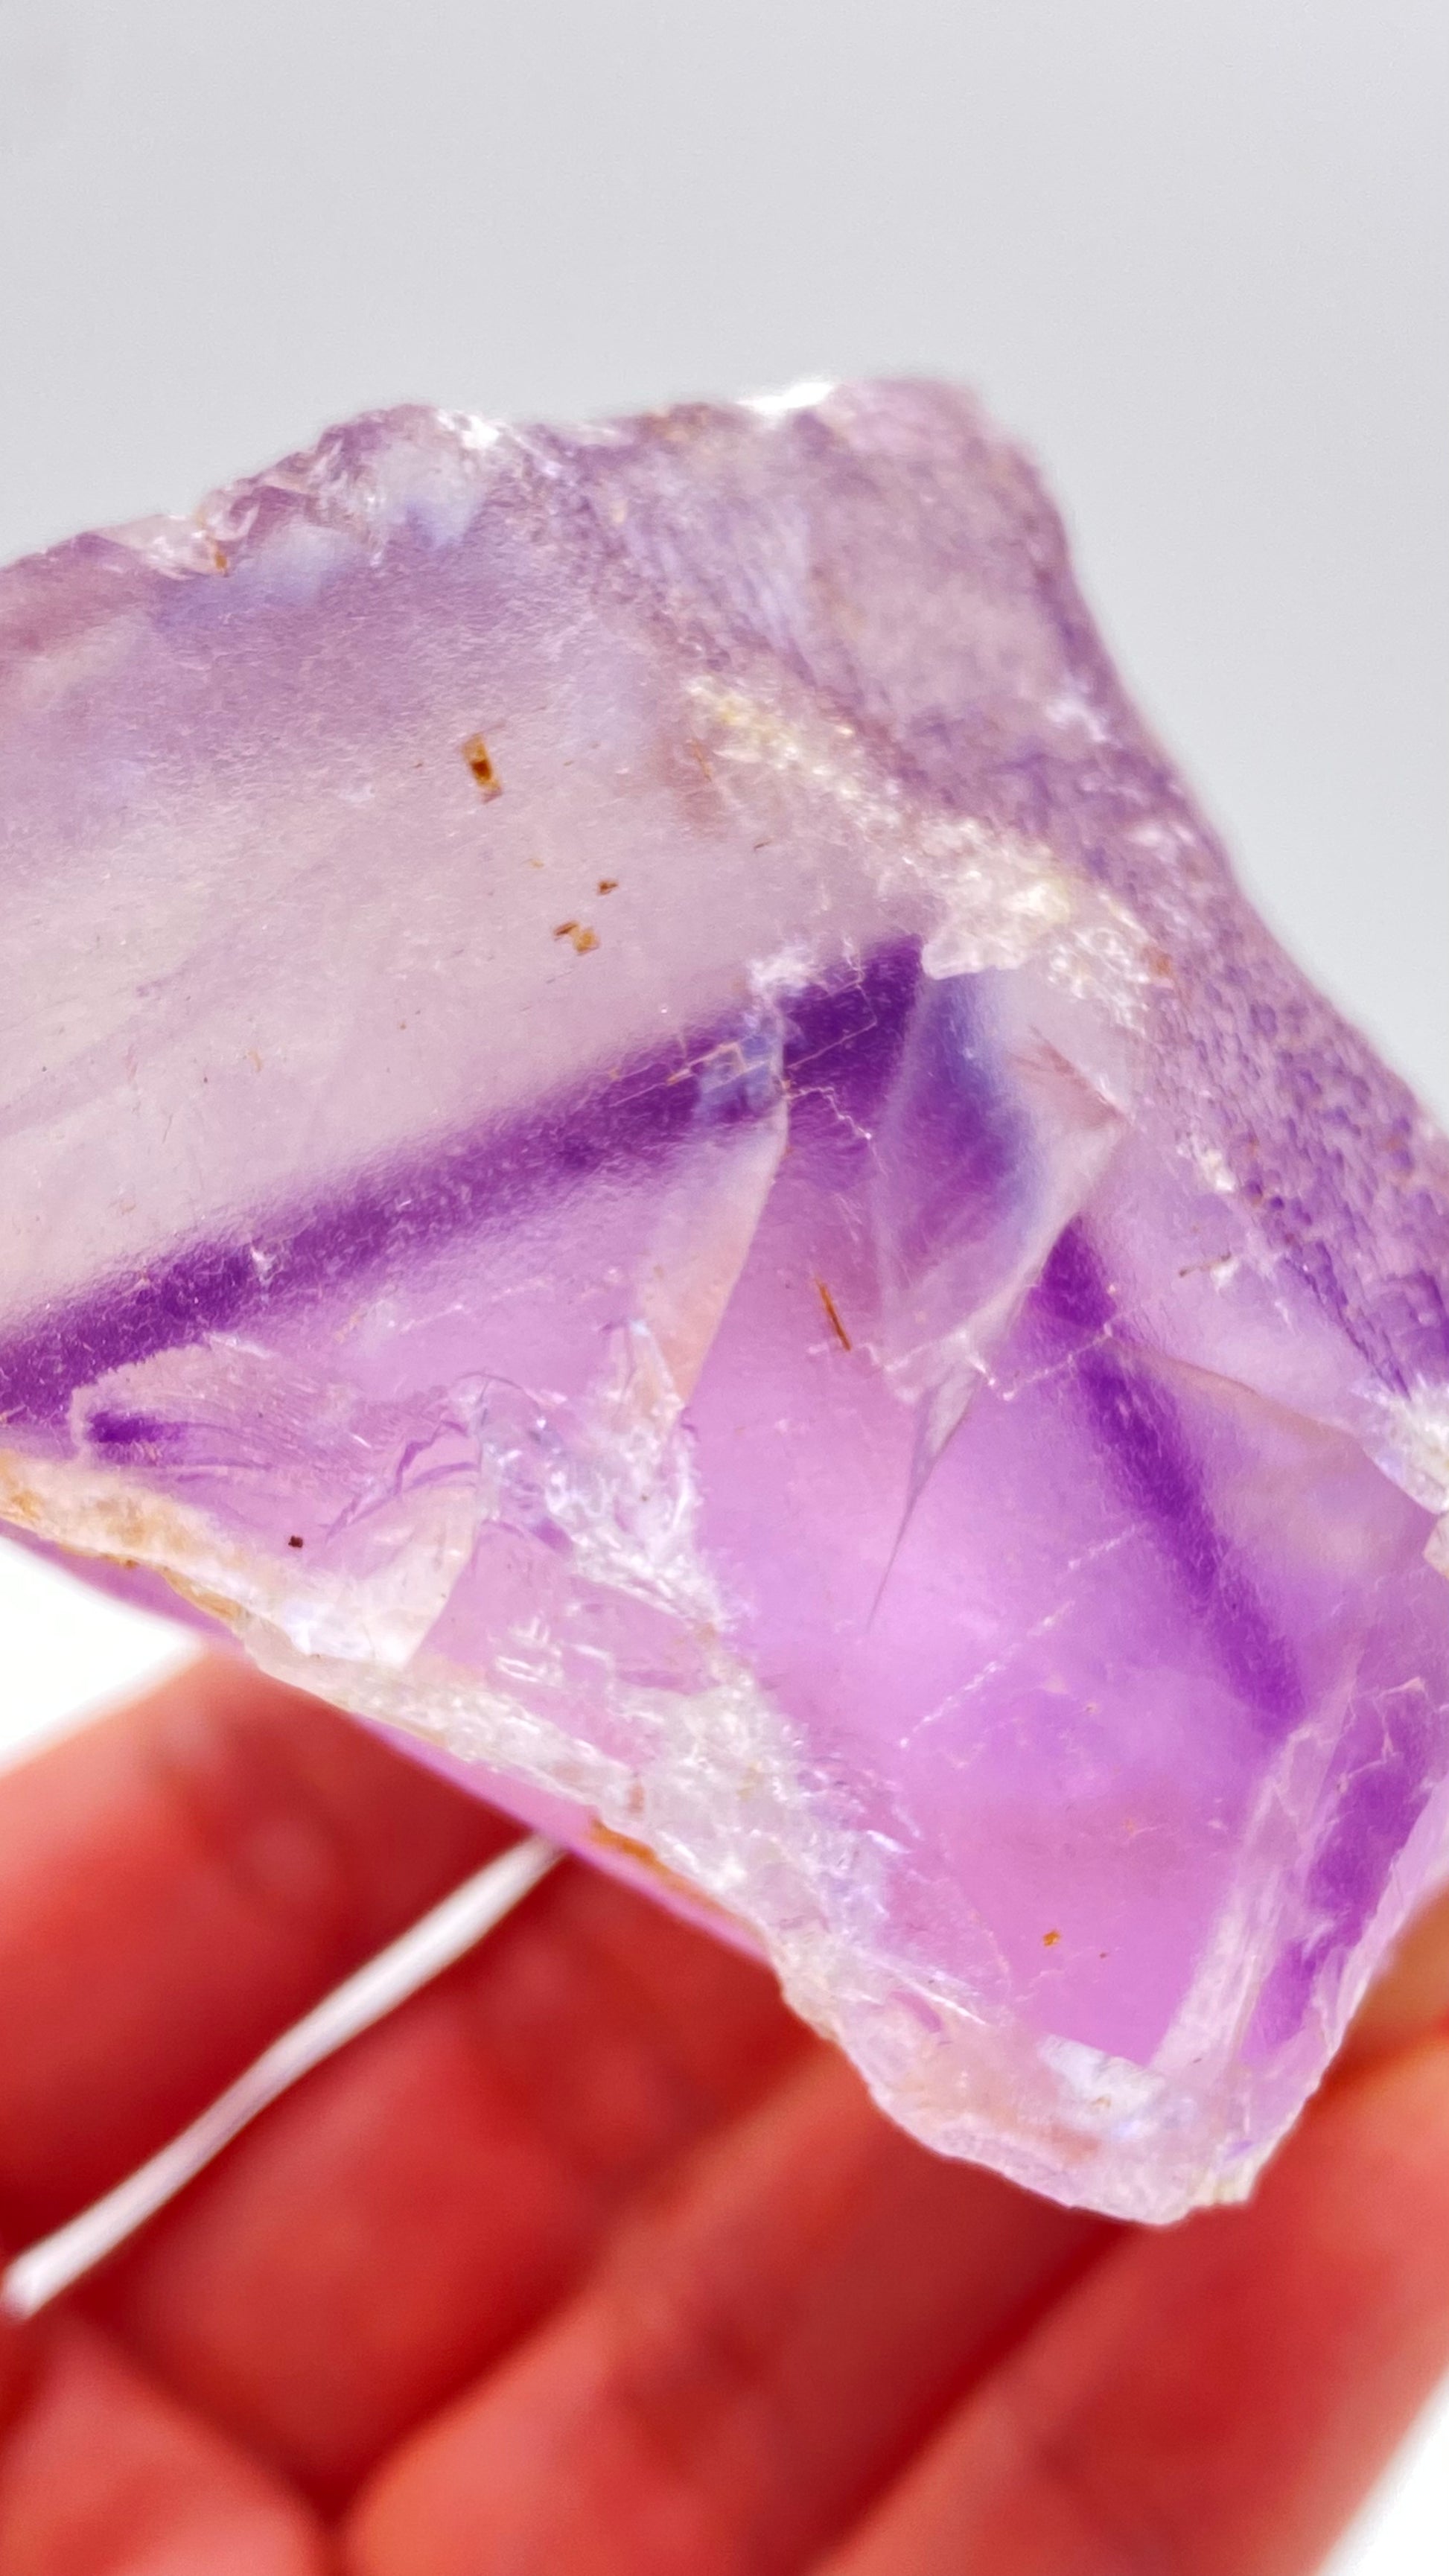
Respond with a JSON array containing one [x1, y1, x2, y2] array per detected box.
[[815, 1278, 852, 1352], [207, 539, 231, 575], [553, 920, 599, 954], [287, 1534, 304, 1549], [1042, 1928, 1062, 1948], [596, 877, 619, 894], [462, 733, 502, 800]]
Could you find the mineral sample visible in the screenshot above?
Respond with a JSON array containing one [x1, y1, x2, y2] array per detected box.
[[1, 380, 1447, 2222]]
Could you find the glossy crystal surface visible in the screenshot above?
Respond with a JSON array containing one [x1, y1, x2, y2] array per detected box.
[[2, 380, 1448, 2219]]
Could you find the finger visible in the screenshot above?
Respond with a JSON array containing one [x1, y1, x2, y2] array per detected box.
[[84, 1855, 809, 2508], [820, 2035, 1449, 2576], [0, 1655, 514, 2242], [0, 2317, 328, 2575], [0, 2291, 29, 2448], [343, 2051, 1106, 2576]]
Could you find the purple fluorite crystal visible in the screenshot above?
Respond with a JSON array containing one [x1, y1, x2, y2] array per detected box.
[[1, 380, 1447, 2219]]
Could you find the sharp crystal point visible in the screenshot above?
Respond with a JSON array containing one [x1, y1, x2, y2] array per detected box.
[[2, 379, 1447, 2220]]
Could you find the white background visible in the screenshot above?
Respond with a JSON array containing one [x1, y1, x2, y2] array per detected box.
[[0, 4, 1445, 2563]]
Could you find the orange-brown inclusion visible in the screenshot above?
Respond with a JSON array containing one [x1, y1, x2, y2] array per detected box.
[[462, 733, 502, 799], [815, 1278, 853, 1351]]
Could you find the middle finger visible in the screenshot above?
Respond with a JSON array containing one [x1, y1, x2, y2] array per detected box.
[[78, 1848, 812, 2506]]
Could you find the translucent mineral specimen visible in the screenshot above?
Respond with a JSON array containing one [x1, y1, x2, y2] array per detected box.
[[1, 380, 1447, 2221]]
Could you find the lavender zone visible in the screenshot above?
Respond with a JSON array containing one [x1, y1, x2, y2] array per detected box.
[[1, 380, 1446, 2222]]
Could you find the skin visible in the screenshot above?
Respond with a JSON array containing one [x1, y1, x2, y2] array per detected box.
[[0, 1662, 1446, 2572]]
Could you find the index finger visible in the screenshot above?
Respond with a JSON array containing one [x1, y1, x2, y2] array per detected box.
[[0, 1654, 513, 2245]]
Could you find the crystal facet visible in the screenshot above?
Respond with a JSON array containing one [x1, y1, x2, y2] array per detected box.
[[2, 380, 1447, 2220]]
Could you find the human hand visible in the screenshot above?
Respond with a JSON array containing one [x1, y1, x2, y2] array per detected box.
[[0, 1657, 1446, 2575]]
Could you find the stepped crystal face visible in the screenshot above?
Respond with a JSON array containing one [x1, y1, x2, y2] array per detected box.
[[1, 380, 1447, 2220]]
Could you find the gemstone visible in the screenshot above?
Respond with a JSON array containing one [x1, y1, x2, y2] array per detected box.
[[1, 380, 1446, 2221]]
